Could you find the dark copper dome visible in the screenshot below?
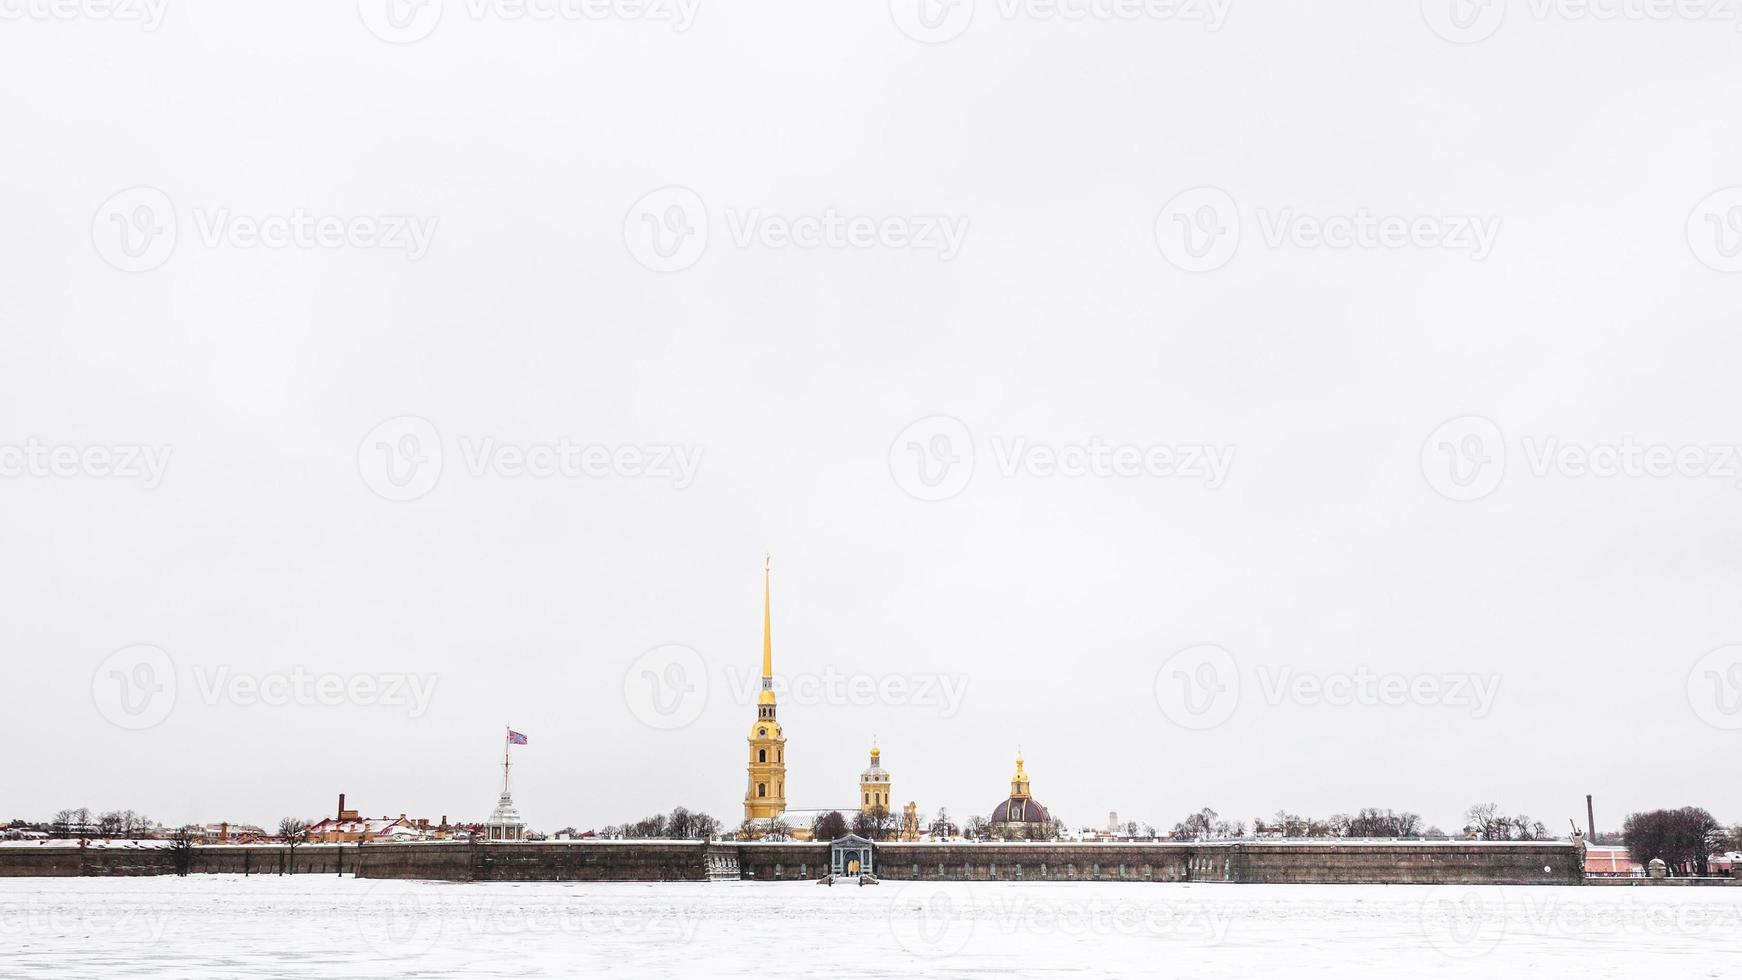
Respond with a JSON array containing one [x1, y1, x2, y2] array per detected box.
[[990, 797, 1049, 824]]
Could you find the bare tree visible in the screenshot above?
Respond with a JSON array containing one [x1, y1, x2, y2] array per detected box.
[[1624, 807, 1724, 876], [928, 808, 956, 840], [667, 807, 695, 840], [278, 818, 310, 875], [97, 811, 124, 839], [1464, 803, 1504, 840], [1173, 808, 1219, 841], [170, 825, 196, 876], [853, 806, 897, 841], [811, 811, 848, 841]]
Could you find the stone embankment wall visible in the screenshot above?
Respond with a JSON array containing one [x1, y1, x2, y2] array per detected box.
[[0, 844, 350, 877], [1232, 842, 1580, 885], [0, 840, 1583, 885]]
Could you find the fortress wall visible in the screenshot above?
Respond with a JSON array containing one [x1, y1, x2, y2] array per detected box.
[[734, 842, 828, 880], [471, 841, 709, 882], [1230, 842, 1582, 885], [875, 843, 1198, 882], [0, 839, 1584, 885], [0, 846, 173, 877], [353, 841, 712, 882], [190, 845, 351, 876], [0, 844, 350, 877], [352, 842, 475, 882]]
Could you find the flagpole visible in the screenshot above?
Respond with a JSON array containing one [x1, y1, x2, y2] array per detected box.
[[503, 725, 511, 796]]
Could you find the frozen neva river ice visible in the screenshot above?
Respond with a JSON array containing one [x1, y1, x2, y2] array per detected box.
[[4, 875, 1740, 978]]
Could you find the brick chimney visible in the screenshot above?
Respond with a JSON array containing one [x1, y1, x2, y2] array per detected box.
[[338, 793, 346, 817]]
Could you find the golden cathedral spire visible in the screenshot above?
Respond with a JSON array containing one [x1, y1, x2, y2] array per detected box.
[[761, 553, 773, 687], [745, 554, 786, 823]]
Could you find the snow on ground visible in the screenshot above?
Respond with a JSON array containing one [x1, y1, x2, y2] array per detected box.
[[4, 876, 1739, 978]]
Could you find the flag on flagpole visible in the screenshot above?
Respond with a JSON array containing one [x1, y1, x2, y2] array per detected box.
[[508, 730, 528, 745]]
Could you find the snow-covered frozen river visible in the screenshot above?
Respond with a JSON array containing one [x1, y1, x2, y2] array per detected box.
[[4, 876, 1738, 977]]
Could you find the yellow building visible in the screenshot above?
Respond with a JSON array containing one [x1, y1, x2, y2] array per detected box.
[[859, 743, 891, 813], [744, 556, 787, 823]]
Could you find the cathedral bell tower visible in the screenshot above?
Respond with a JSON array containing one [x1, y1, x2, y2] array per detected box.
[[744, 556, 787, 823], [859, 742, 890, 814]]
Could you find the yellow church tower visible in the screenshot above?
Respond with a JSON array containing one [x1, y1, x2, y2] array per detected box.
[[859, 742, 890, 814], [744, 556, 787, 823]]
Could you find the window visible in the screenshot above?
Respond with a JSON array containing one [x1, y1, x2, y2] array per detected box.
[[758, 727, 767, 737], [758, 749, 766, 763], [758, 783, 766, 798], [864, 792, 869, 805]]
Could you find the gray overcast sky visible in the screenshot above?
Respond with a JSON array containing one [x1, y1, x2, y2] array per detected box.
[[4, 2, 1741, 837]]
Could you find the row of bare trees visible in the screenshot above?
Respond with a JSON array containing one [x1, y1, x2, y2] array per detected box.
[[1461, 803, 1550, 841], [1175, 807, 1454, 841], [1621, 807, 1731, 876], [49, 808, 161, 839], [602, 806, 722, 841]]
